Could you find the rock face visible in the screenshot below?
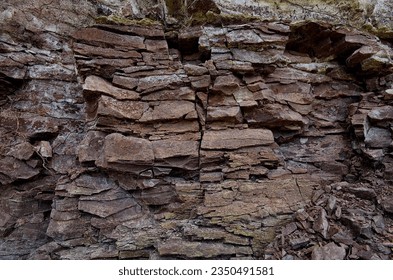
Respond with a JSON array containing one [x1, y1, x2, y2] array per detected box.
[[0, 1, 393, 260]]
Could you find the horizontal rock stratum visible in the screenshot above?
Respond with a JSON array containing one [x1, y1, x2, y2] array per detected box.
[[0, 0, 393, 260]]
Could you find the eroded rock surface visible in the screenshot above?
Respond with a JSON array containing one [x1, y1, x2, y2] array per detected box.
[[0, 0, 393, 259]]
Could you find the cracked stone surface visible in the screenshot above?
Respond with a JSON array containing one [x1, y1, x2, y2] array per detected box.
[[0, 0, 393, 259]]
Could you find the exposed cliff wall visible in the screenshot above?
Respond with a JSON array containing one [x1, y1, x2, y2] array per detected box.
[[0, 0, 393, 259]]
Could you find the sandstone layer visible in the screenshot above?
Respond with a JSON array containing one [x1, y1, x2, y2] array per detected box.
[[0, 0, 393, 259]]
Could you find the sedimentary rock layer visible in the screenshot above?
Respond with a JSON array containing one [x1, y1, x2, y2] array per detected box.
[[0, 0, 393, 260]]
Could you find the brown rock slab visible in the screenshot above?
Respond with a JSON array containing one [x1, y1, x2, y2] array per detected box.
[[139, 101, 196, 122], [231, 48, 283, 64], [211, 74, 241, 95], [361, 52, 393, 73], [137, 74, 184, 92], [142, 87, 195, 101], [7, 142, 35, 160], [341, 215, 373, 238], [145, 39, 168, 52], [227, 29, 263, 45], [215, 60, 254, 73], [152, 140, 199, 170], [268, 67, 331, 83], [365, 127, 391, 148], [201, 129, 274, 150], [59, 175, 115, 196], [94, 24, 164, 38], [313, 207, 329, 239], [158, 239, 252, 258], [112, 75, 139, 90], [101, 133, 154, 166], [73, 43, 141, 59], [78, 131, 106, 162], [0, 156, 41, 184], [344, 186, 377, 201], [46, 218, 87, 241], [190, 75, 211, 90], [27, 64, 75, 81], [368, 106, 393, 121], [381, 196, 393, 214], [207, 106, 243, 123], [311, 242, 346, 260], [78, 195, 139, 218], [184, 226, 249, 245], [96, 96, 147, 120], [153, 140, 198, 159], [200, 172, 224, 182], [83, 75, 140, 100], [232, 87, 258, 107], [139, 185, 178, 205], [269, 82, 312, 105], [289, 237, 310, 250], [346, 45, 376, 67], [73, 27, 145, 50], [35, 141, 52, 158], [244, 104, 306, 130], [184, 64, 209, 76]]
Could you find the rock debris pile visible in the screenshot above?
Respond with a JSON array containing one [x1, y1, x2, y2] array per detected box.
[[0, 1, 393, 259], [265, 181, 393, 259]]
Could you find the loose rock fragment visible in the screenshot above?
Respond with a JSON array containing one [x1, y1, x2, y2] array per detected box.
[[311, 242, 346, 260]]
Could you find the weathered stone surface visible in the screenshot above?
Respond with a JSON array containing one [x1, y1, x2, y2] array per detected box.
[[211, 74, 241, 95], [207, 106, 243, 123], [381, 197, 393, 214], [83, 75, 139, 100], [184, 64, 209, 76], [158, 239, 252, 258], [73, 42, 142, 59], [368, 106, 393, 122], [100, 133, 154, 166], [232, 48, 284, 64], [365, 127, 391, 148], [268, 68, 331, 83], [0, 156, 41, 184], [152, 140, 199, 170], [244, 104, 306, 130], [139, 185, 178, 205], [73, 27, 145, 50], [2, 0, 393, 261], [142, 87, 195, 101], [79, 190, 140, 218], [311, 242, 346, 260], [139, 101, 196, 122], [96, 96, 147, 120], [7, 142, 35, 160], [201, 129, 274, 150], [313, 207, 329, 239], [78, 131, 106, 162]]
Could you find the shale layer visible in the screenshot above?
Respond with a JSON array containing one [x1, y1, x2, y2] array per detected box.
[[1, 1, 393, 259]]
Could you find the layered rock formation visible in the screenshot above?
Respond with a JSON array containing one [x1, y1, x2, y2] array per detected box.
[[0, 0, 393, 259]]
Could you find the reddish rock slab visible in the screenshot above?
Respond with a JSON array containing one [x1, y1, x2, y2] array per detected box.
[[311, 242, 346, 260], [83, 75, 140, 100], [139, 101, 196, 122], [73, 27, 145, 50], [101, 133, 154, 166], [201, 129, 274, 150]]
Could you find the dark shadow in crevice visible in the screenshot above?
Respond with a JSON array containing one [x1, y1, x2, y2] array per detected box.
[[166, 30, 211, 62]]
